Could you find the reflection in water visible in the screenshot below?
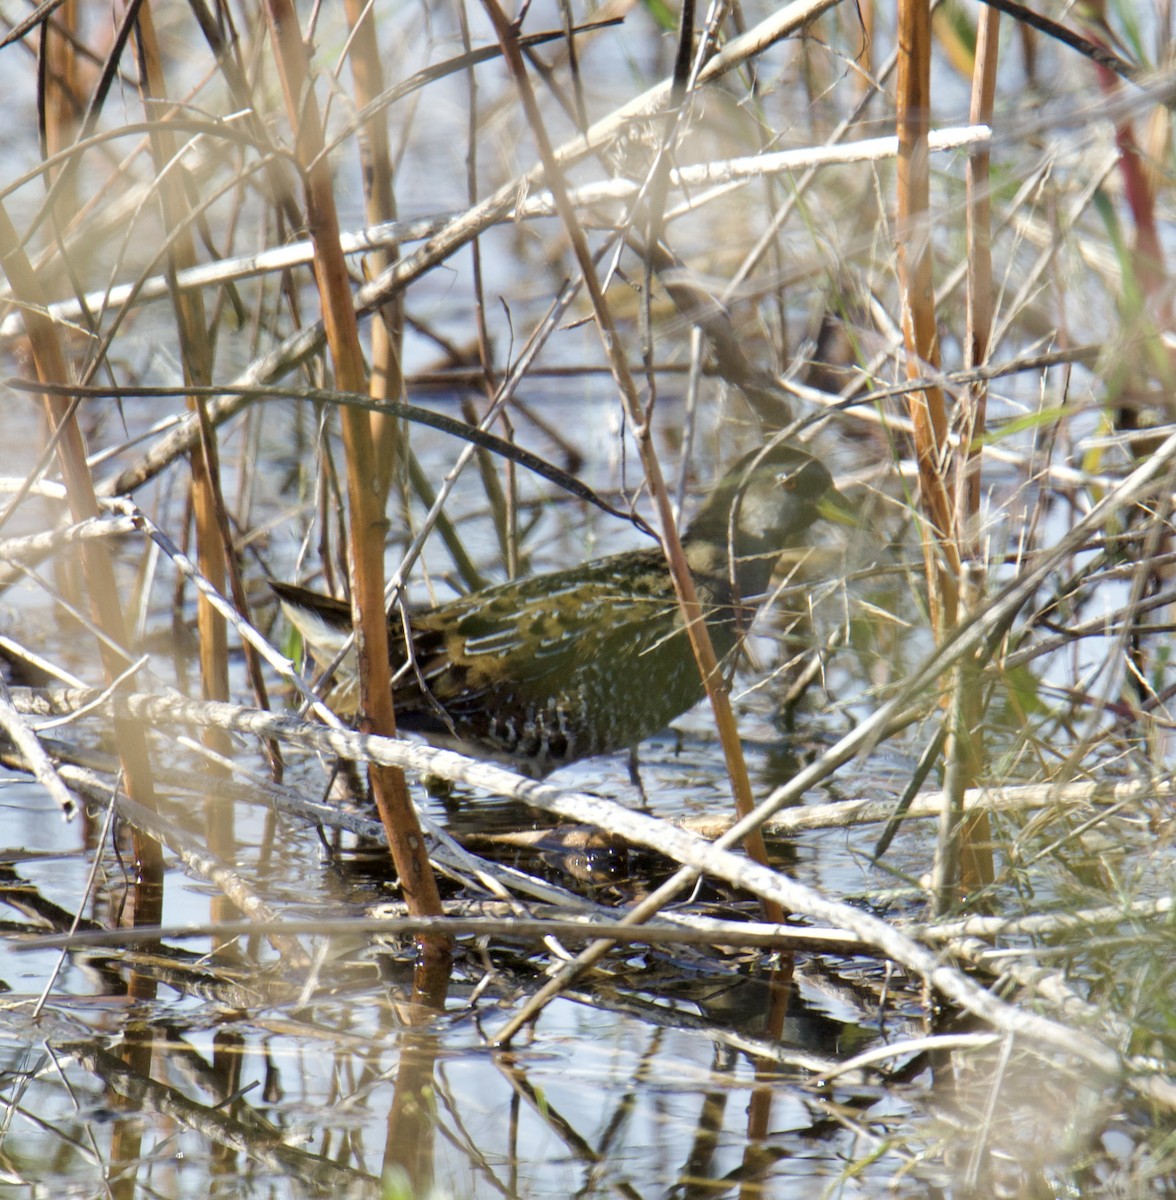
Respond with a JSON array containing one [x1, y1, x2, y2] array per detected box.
[[384, 1022, 442, 1195]]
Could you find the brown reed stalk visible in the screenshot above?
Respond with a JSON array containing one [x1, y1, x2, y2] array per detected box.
[[260, 0, 447, 963], [39, 0, 81, 228], [131, 4, 259, 934], [129, 10, 283, 770], [897, 0, 995, 900], [480, 0, 785, 928], [343, 0, 406, 500], [37, 0, 84, 667], [895, 0, 960, 636], [0, 200, 164, 914], [132, 5, 228, 750], [339, 0, 496, 706]]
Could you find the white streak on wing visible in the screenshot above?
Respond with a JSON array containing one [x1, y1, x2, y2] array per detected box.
[[462, 629, 520, 656]]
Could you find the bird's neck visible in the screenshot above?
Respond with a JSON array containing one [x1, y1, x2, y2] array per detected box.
[[682, 534, 778, 606]]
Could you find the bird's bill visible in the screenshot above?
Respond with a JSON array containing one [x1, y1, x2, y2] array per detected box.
[[817, 486, 858, 528]]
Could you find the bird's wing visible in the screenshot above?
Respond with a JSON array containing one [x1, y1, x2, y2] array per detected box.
[[396, 557, 680, 710]]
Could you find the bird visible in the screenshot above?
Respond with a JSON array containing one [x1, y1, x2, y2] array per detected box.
[[272, 443, 835, 779]]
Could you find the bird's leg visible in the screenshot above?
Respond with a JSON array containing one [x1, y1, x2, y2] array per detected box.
[[627, 745, 650, 808]]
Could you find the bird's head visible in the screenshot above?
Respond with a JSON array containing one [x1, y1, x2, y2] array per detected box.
[[684, 444, 837, 597]]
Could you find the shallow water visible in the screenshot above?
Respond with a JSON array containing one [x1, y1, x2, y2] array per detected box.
[[2, 0, 1175, 1194]]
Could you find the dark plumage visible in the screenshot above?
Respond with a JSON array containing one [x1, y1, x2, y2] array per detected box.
[[273, 444, 833, 777]]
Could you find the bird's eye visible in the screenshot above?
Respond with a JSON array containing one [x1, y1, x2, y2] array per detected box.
[[779, 472, 798, 492]]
